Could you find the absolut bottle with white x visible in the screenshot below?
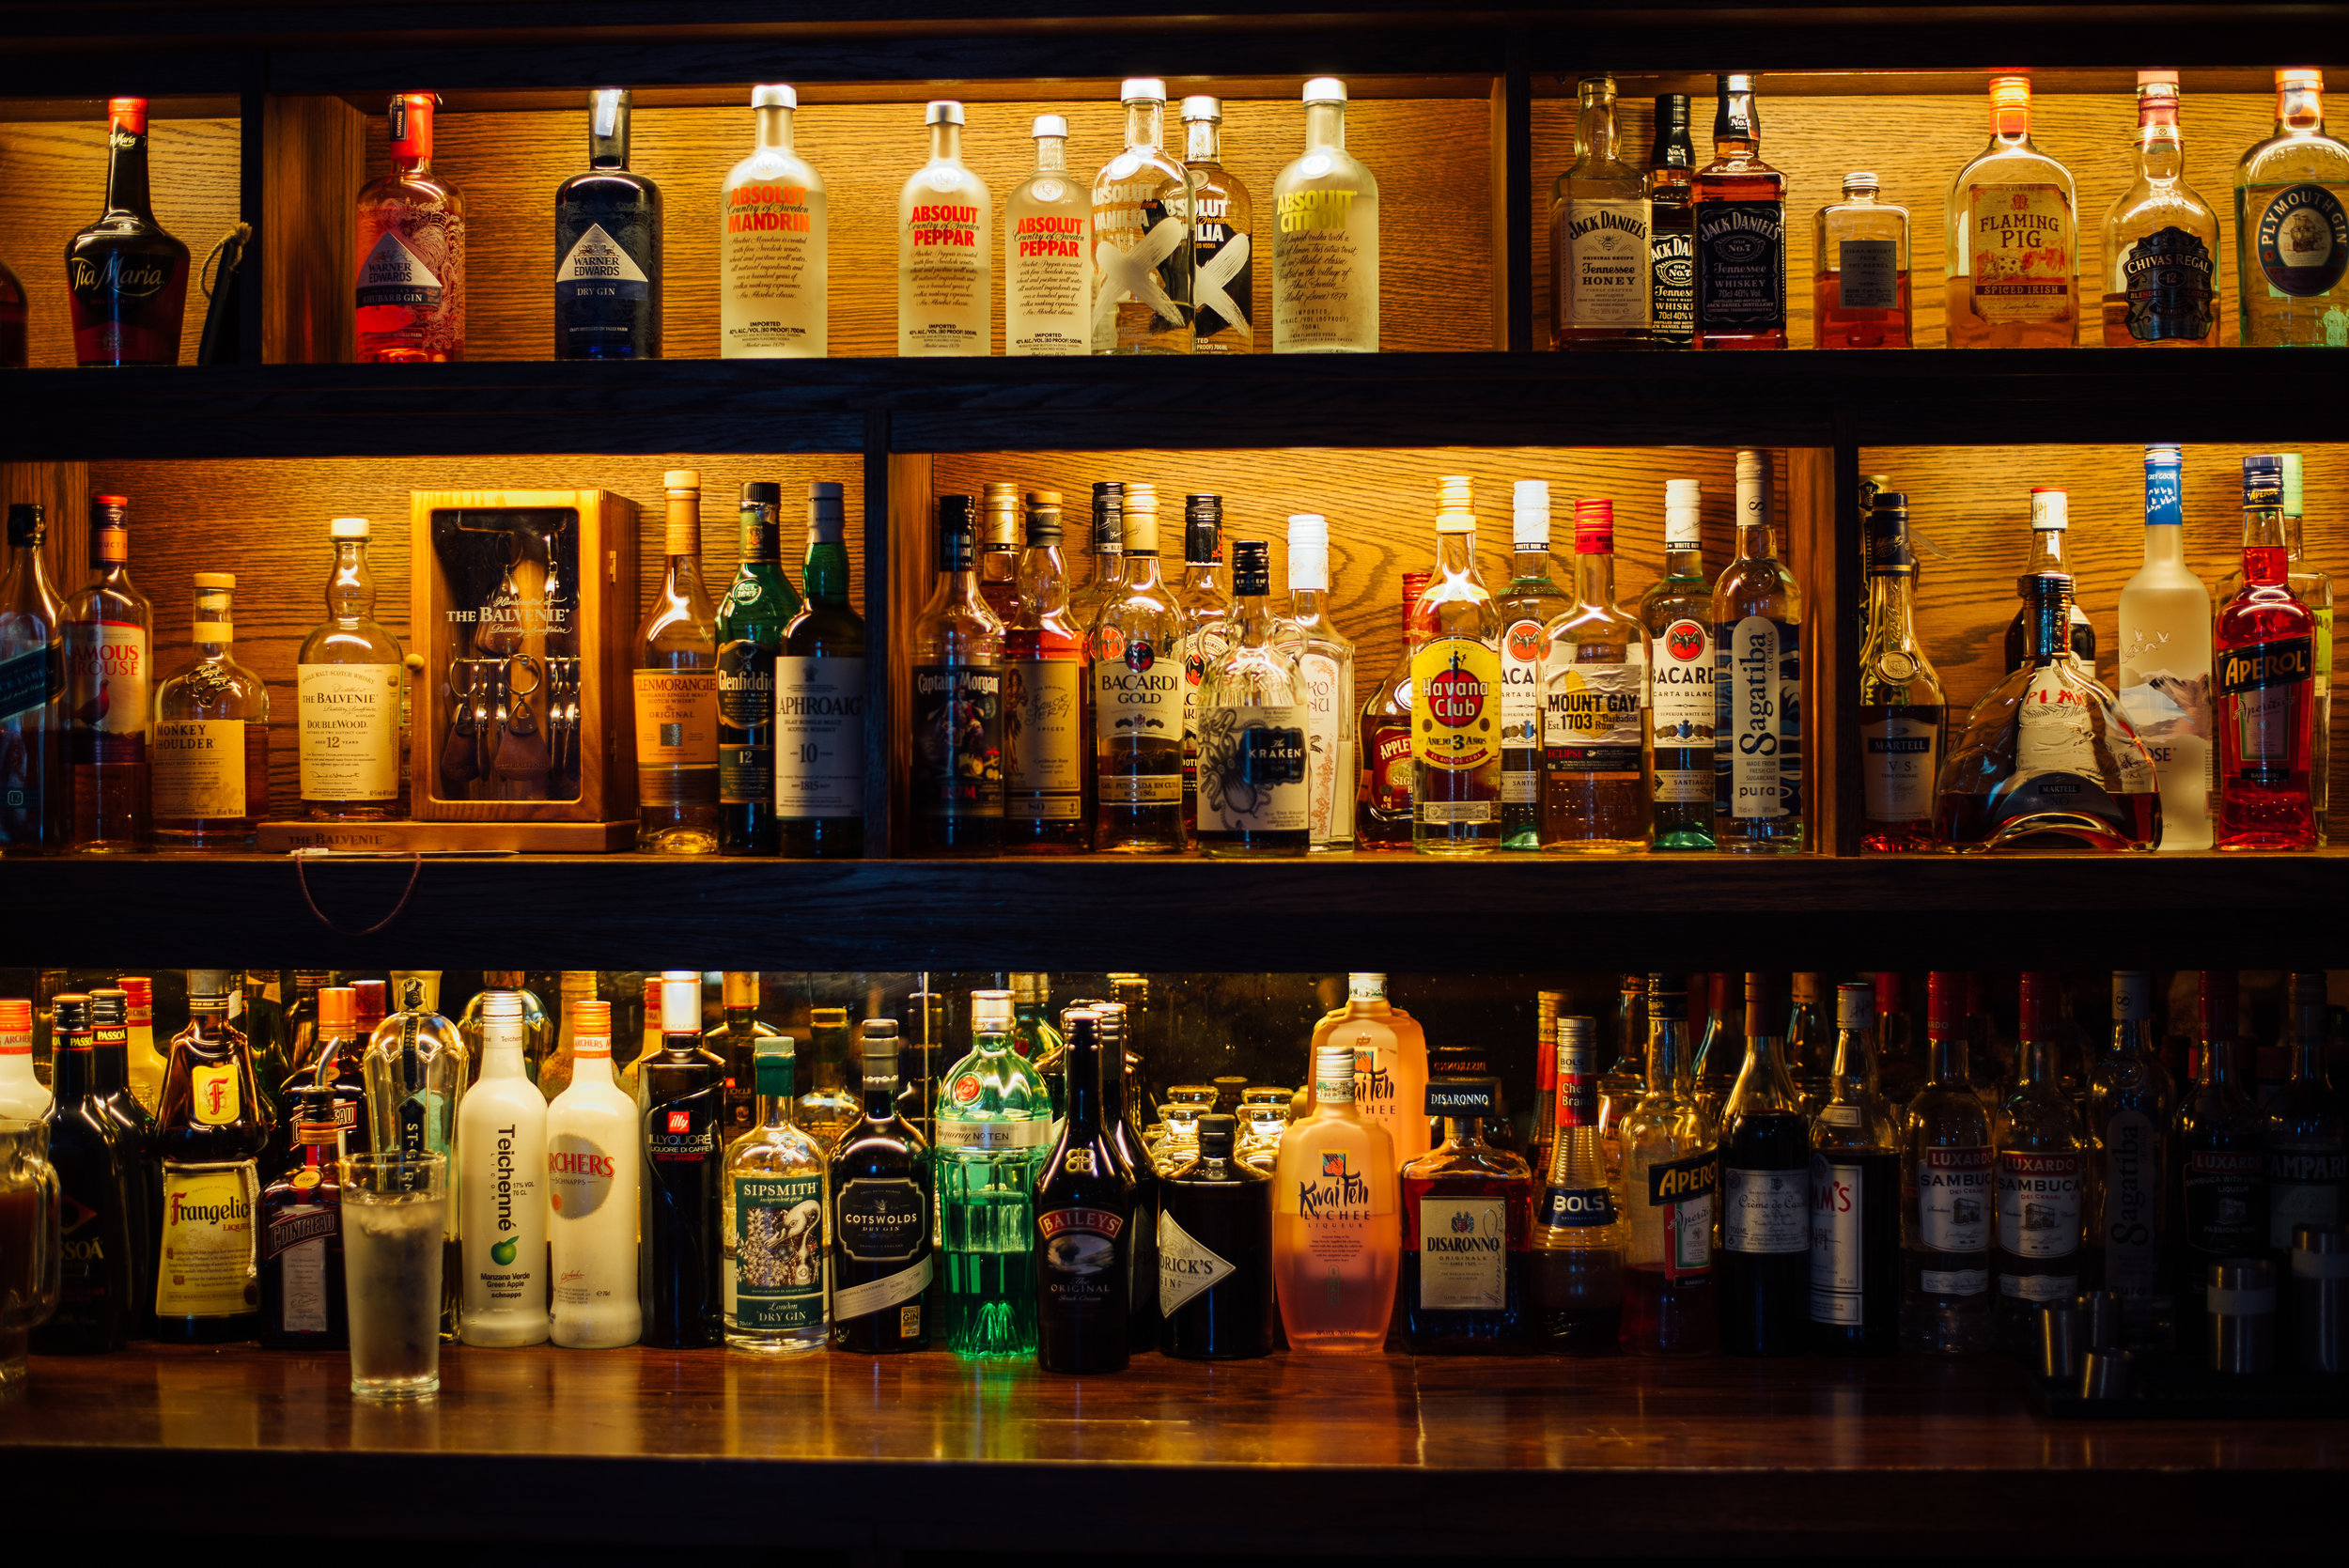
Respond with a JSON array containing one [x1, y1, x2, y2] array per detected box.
[[1091, 79, 1194, 353], [552, 88, 661, 359]]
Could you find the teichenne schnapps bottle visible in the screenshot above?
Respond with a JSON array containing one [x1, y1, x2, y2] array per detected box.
[[458, 990, 549, 1347], [897, 101, 992, 356], [1272, 78, 1379, 352], [721, 84, 828, 359], [1005, 115, 1090, 356]]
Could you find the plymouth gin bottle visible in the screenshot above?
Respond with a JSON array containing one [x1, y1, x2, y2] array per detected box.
[[2214, 454, 2319, 849], [1992, 973, 2089, 1352], [1641, 479, 1714, 849], [1091, 79, 1193, 353], [639, 971, 727, 1348], [553, 88, 661, 359], [830, 1022, 931, 1353], [1809, 984, 1901, 1356], [2232, 68, 2349, 348], [1035, 1011, 1137, 1374], [721, 84, 828, 359], [1858, 494, 1945, 852], [1527, 1020, 1622, 1354], [1717, 973, 1808, 1356], [898, 101, 992, 355], [1497, 481, 1568, 850], [1412, 476, 1503, 855], [2089, 970, 2173, 1348], [1903, 972, 1993, 1355], [936, 989, 1050, 1358], [1196, 539, 1309, 857], [547, 1000, 643, 1349], [1712, 450, 1802, 851], [1182, 98, 1253, 351], [457, 991, 549, 1347], [1283, 513, 1355, 850], [1272, 79, 1379, 351], [1621, 975, 1717, 1356], [2118, 444, 2213, 849], [723, 1035, 829, 1354], [1005, 116, 1090, 355]]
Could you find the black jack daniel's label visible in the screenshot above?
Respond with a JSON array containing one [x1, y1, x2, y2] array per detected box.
[[1694, 201, 1785, 331]]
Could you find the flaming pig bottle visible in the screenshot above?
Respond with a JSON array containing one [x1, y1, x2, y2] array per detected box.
[[1273, 1045, 1398, 1351], [547, 1000, 643, 1349]]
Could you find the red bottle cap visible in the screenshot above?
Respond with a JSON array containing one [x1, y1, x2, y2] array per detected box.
[[2019, 971, 2061, 1038], [388, 92, 437, 159], [1573, 498, 1614, 554], [1875, 971, 1905, 1014], [107, 98, 148, 135], [1743, 971, 1779, 1036], [2199, 970, 2239, 1040], [1927, 971, 1963, 1036]]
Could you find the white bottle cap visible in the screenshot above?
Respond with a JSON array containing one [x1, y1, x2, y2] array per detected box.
[[926, 100, 964, 126], [481, 991, 523, 1024], [1120, 78, 1167, 103], [664, 468, 701, 492], [1303, 77, 1347, 103], [1287, 513, 1330, 592], [1313, 1045, 1357, 1103], [1836, 983, 1875, 1032], [1735, 449, 1765, 486], [2030, 487, 2069, 530], [330, 517, 370, 538], [1032, 113, 1068, 139], [2137, 69, 2179, 89], [660, 971, 700, 1033], [752, 84, 797, 109], [1180, 96, 1221, 122], [1512, 480, 1550, 548], [1664, 479, 1703, 546], [2113, 970, 2152, 1022]]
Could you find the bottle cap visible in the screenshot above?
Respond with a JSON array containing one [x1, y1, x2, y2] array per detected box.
[[1843, 170, 1879, 193], [192, 570, 235, 590], [1184, 505, 1221, 566], [1023, 491, 1064, 545], [926, 100, 965, 126], [330, 517, 370, 539], [482, 990, 524, 1025], [1401, 569, 1431, 610], [1664, 478, 1703, 546], [1302, 77, 1347, 103], [2030, 487, 2068, 530], [1124, 482, 1159, 553], [1197, 1112, 1237, 1155], [1032, 113, 1068, 139], [1922, 973, 1960, 1036], [1312, 1045, 1357, 1102], [571, 1000, 613, 1056], [1512, 479, 1551, 547], [127, 977, 158, 1012], [971, 989, 1014, 1032], [663, 469, 700, 493], [319, 986, 358, 1033], [1836, 983, 1874, 1032], [2138, 70, 2179, 87], [1180, 96, 1221, 122], [740, 481, 783, 510], [861, 1018, 901, 1079], [1989, 74, 2032, 108], [2283, 453, 2305, 515], [1287, 513, 1329, 592], [2244, 454, 2285, 506], [2111, 971, 2151, 1024], [87, 989, 126, 1028], [1436, 474, 1475, 535], [1573, 497, 1613, 553], [1743, 972, 1779, 1035], [723, 971, 760, 1008], [51, 995, 90, 1035], [2279, 68, 2325, 91], [107, 97, 149, 133], [2019, 971, 2061, 1037], [351, 978, 388, 1032], [1121, 78, 1168, 103], [1232, 537, 1272, 597], [5, 505, 41, 547], [659, 972, 700, 1033], [752, 84, 797, 109], [1791, 972, 1819, 1003], [0, 999, 29, 1044], [1735, 449, 1766, 486], [186, 970, 234, 1001]]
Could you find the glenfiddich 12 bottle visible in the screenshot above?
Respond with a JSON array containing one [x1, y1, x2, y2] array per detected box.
[[67, 98, 191, 366]]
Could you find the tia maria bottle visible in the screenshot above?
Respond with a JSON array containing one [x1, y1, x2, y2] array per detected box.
[[1716, 972, 1809, 1355], [66, 98, 191, 366], [1158, 1112, 1275, 1359], [639, 970, 727, 1348], [1034, 1010, 1137, 1374], [830, 1021, 932, 1353]]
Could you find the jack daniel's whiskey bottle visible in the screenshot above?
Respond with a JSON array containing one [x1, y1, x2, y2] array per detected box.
[[67, 98, 191, 366]]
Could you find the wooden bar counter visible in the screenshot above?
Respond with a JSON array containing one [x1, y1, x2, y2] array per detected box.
[[3, 1344, 2341, 1553]]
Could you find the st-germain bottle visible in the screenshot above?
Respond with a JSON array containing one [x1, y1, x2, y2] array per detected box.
[[723, 1034, 829, 1354], [721, 84, 827, 358], [1946, 75, 2078, 349], [67, 98, 191, 366], [1274, 1044, 1399, 1351], [1413, 476, 1503, 855], [633, 471, 723, 853], [777, 482, 865, 857], [2100, 70, 2219, 347], [1035, 1011, 1137, 1374], [553, 88, 661, 359], [1691, 74, 1787, 349], [2214, 454, 2319, 850], [258, 1084, 346, 1350], [1527, 1019, 1622, 1354], [154, 970, 268, 1343], [1717, 972, 1808, 1356], [1712, 451, 1802, 850], [1091, 484, 1185, 852], [1810, 983, 1901, 1355], [1903, 971, 1994, 1355], [296, 518, 405, 822], [1272, 79, 1378, 351], [1992, 972, 2090, 1351], [458, 990, 548, 1347], [2117, 445, 2214, 849], [547, 999, 642, 1349], [32, 996, 133, 1354], [1408, 1077, 1535, 1353], [0, 505, 67, 854], [831, 1021, 932, 1353], [1858, 492, 1944, 852], [66, 495, 151, 852], [1642, 479, 1714, 849], [1093, 80, 1194, 353], [2171, 970, 2267, 1362], [1549, 74, 1652, 349], [639, 970, 726, 1348], [1498, 482, 1567, 850], [2232, 68, 2349, 348], [1182, 98, 1253, 352], [1538, 497, 1651, 852], [150, 572, 269, 847], [898, 101, 992, 355], [1003, 490, 1090, 851], [1158, 1111, 1274, 1358], [910, 495, 1005, 855], [1196, 538, 1309, 857], [1621, 975, 1716, 1356], [2089, 970, 2173, 1348], [1005, 116, 1090, 356], [936, 990, 1050, 1358], [716, 482, 802, 855], [354, 92, 464, 363]]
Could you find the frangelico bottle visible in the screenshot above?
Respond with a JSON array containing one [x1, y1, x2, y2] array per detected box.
[[153, 970, 269, 1343]]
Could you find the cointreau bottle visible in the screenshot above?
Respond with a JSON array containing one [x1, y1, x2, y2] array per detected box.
[[355, 92, 465, 363], [66, 98, 191, 366], [259, 1084, 347, 1350]]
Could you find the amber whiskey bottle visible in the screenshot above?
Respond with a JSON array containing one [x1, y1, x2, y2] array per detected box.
[[1691, 74, 1787, 350]]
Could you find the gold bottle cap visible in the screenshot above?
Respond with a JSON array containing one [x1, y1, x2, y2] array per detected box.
[[723, 971, 760, 1008]]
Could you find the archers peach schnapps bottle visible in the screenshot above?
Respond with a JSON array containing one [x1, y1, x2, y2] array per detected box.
[[1273, 1044, 1398, 1351], [1310, 973, 1430, 1172], [547, 1000, 642, 1349]]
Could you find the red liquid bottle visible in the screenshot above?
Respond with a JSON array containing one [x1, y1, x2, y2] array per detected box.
[[2214, 455, 2318, 850], [355, 93, 466, 363], [1620, 973, 1718, 1355]]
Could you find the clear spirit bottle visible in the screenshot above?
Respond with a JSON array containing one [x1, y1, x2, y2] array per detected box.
[[721, 84, 828, 359], [1599, 975, 1647, 1182], [2118, 445, 2214, 849], [65, 495, 151, 853], [1412, 477, 1502, 855], [1356, 571, 1427, 851], [1549, 74, 1652, 349], [1090, 484, 1184, 853], [553, 88, 661, 360], [1641, 479, 1714, 849], [897, 101, 991, 356], [1991, 972, 2089, 1352], [2001, 487, 2095, 672], [1812, 171, 1911, 348], [1902, 971, 1994, 1355], [706, 971, 783, 1140], [2171, 970, 2267, 1361], [1786, 972, 1830, 1114], [723, 1033, 828, 1354], [1283, 513, 1355, 850], [2232, 68, 2349, 348], [1182, 97, 1253, 352], [2088, 970, 2173, 1348], [1176, 496, 1232, 844], [151, 573, 269, 846], [1067, 482, 1125, 641], [1538, 497, 1651, 852], [797, 1005, 863, 1153], [1196, 538, 1309, 858], [1946, 75, 2078, 349], [1711, 450, 1802, 851], [909, 495, 1005, 856], [1498, 482, 1568, 850], [715, 483, 803, 856], [1646, 93, 1697, 349], [1809, 982, 1902, 1355], [1005, 115, 1090, 357], [935, 989, 1050, 1358], [0, 504, 67, 854], [1092, 79, 1194, 354], [1272, 78, 1379, 352], [1857, 492, 1945, 852], [776, 482, 865, 858], [632, 471, 722, 854], [1003, 489, 1090, 852], [296, 518, 405, 822], [1691, 74, 1787, 349], [354, 92, 463, 363], [978, 481, 1022, 624], [2214, 454, 2319, 849], [2100, 71, 2219, 347], [1620, 975, 1717, 1356], [1526, 1018, 1622, 1354]]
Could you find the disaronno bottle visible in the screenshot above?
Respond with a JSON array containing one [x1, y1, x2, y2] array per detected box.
[[898, 101, 992, 356], [1005, 115, 1090, 356], [633, 471, 722, 853], [721, 84, 828, 359], [1272, 79, 1379, 352], [152, 573, 269, 846], [297, 518, 404, 820]]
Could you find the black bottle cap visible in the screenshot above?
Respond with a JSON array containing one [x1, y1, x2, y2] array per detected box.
[[1024, 490, 1064, 546], [6, 504, 41, 547], [739, 481, 783, 509], [1652, 93, 1694, 165], [1197, 1112, 1237, 1156], [1231, 537, 1270, 596], [935, 495, 976, 570], [51, 994, 90, 1034], [87, 989, 126, 1026]]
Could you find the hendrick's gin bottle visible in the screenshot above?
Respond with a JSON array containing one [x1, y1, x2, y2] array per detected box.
[[1158, 1112, 1274, 1359]]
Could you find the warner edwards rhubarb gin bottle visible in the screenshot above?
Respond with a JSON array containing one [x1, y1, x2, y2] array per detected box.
[[355, 92, 464, 362]]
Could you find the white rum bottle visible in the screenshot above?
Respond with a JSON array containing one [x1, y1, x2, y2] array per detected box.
[[898, 101, 991, 356], [546, 999, 642, 1348], [721, 84, 828, 359], [2116, 443, 2213, 849], [1284, 512, 1356, 850], [1711, 449, 1803, 852], [1005, 115, 1090, 356], [1272, 78, 1379, 353], [458, 991, 550, 1346], [1091, 78, 1194, 353]]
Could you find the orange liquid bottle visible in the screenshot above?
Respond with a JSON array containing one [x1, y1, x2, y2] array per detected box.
[[1274, 1045, 1400, 1351], [1308, 972, 1431, 1172]]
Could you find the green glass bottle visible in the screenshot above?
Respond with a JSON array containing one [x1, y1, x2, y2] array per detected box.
[[777, 483, 867, 858], [935, 988, 1050, 1358], [716, 481, 803, 855]]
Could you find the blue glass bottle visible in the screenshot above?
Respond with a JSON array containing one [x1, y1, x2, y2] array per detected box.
[[554, 87, 661, 359]]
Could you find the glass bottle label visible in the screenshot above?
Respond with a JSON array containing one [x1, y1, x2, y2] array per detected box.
[[1861, 710, 1937, 822], [1008, 205, 1092, 355], [1092, 636, 1182, 743], [775, 655, 866, 818], [1299, 650, 1351, 846], [1190, 186, 1252, 342], [902, 197, 988, 353], [1197, 706, 1308, 834], [1563, 199, 1653, 327], [1366, 719, 1413, 816], [836, 1176, 926, 1264], [1005, 658, 1085, 820], [271, 1230, 330, 1334], [156, 1162, 259, 1319], [1415, 1196, 1508, 1310], [1721, 1166, 1807, 1253], [910, 662, 1002, 821], [1501, 617, 1547, 766], [555, 222, 652, 304], [190, 1061, 242, 1126], [1836, 238, 1899, 310], [2180, 1147, 2263, 1255], [1646, 1152, 1716, 1279], [1966, 182, 2072, 323], [2220, 635, 2313, 773], [1996, 1149, 2082, 1259], [2267, 1147, 2347, 1247], [2254, 184, 2349, 297], [355, 229, 443, 310], [1411, 638, 1502, 771], [296, 662, 401, 802], [1271, 188, 1367, 350], [2120, 225, 2216, 341], [1094, 172, 1192, 347], [1651, 615, 1712, 801], [1157, 1206, 1236, 1315], [933, 1115, 1050, 1151], [548, 1132, 618, 1219], [152, 720, 245, 820], [1037, 1203, 1127, 1324], [1540, 659, 1643, 776], [0, 644, 58, 723], [2099, 1109, 2161, 1300], [1717, 615, 1797, 819], [1536, 1185, 1616, 1229], [733, 1172, 826, 1332], [633, 669, 720, 768], [1693, 200, 1786, 329], [1650, 225, 1694, 338], [1808, 1157, 1865, 1326], [723, 176, 821, 353], [66, 620, 148, 738]]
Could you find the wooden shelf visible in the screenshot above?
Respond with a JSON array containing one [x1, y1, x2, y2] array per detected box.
[[0, 1343, 2337, 1553], [7, 848, 2341, 970], [7, 350, 2344, 461]]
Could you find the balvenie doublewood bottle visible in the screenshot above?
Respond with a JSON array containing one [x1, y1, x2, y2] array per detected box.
[[830, 1021, 932, 1353], [155, 970, 269, 1343], [1158, 1112, 1273, 1358], [639, 970, 727, 1348], [33, 995, 134, 1354], [1035, 1011, 1137, 1374], [66, 98, 191, 366]]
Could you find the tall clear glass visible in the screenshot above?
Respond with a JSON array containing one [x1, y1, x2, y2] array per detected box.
[[340, 1151, 447, 1400], [0, 1118, 59, 1394]]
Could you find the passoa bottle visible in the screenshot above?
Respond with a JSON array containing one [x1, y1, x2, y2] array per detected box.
[[898, 101, 991, 356], [1809, 983, 1901, 1355], [1159, 1111, 1275, 1358], [830, 1021, 932, 1353], [553, 88, 661, 360], [547, 1000, 642, 1349], [66, 98, 191, 366], [354, 92, 464, 362], [1716, 972, 1808, 1355], [458, 990, 549, 1346], [1274, 1044, 1399, 1351], [722, 85, 827, 358], [1034, 1010, 1138, 1374]]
